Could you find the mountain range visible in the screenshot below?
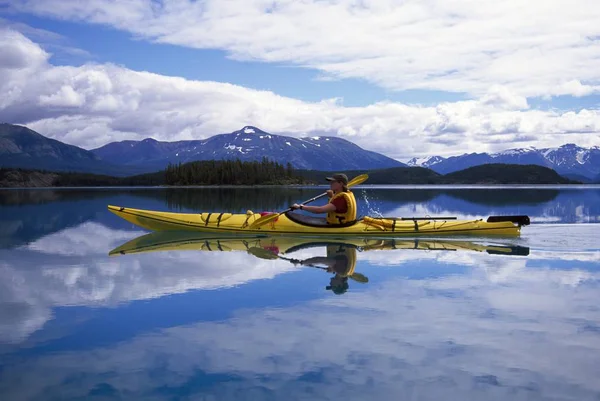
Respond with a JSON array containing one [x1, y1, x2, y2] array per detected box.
[[0, 124, 403, 176], [407, 144, 600, 181], [90, 126, 403, 172], [0, 123, 141, 177], [1, 123, 599, 181]]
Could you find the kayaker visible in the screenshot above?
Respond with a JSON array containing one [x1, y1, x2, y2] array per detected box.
[[291, 173, 357, 224]]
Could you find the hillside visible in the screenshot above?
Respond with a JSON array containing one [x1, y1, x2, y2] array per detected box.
[[0, 168, 163, 188], [439, 163, 576, 184], [0, 124, 143, 176], [90, 126, 405, 172], [299, 164, 576, 185], [298, 166, 441, 185]]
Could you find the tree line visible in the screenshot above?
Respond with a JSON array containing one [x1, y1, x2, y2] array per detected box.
[[165, 158, 305, 185]]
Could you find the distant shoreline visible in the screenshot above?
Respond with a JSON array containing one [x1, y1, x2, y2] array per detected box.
[[2, 184, 598, 191], [1, 163, 591, 188]]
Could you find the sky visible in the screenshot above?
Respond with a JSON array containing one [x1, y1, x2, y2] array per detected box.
[[1, 0, 600, 161]]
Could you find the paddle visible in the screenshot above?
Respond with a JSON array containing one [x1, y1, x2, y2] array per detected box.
[[248, 246, 369, 283], [248, 173, 369, 229]]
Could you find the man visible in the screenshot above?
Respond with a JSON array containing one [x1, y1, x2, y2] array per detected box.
[[291, 173, 357, 224]]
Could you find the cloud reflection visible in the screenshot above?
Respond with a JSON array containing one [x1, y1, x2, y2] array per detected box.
[[1, 250, 599, 400], [2, 221, 599, 346]]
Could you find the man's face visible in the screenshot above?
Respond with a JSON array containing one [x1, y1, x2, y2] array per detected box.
[[330, 180, 342, 190]]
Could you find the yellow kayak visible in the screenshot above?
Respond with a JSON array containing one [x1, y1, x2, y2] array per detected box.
[[108, 205, 530, 237]]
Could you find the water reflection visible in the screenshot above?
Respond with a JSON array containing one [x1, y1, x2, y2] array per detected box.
[[1, 188, 599, 400], [113, 231, 372, 296], [1, 187, 599, 248], [0, 221, 598, 400], [0, 223, 539, 346], [110, 231, 531, 296]]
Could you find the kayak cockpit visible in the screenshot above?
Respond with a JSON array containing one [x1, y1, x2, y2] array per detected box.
[[284, 211, 360, 228]]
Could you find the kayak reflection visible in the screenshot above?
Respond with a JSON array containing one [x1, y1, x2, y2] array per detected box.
[[109, 232, 530, 294]]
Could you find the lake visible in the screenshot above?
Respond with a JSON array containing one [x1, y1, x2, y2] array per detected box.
[[1, 186, 599, 401]]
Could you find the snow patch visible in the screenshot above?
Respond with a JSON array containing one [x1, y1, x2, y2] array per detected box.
[[312, 136, 321, 140], [243, 138, 252, 142], [302, 144, 307, 148], [541, 148, 557, 158], [576, 150, 589, 164], [225, 144, 246, 154], [285, 141, 291, 146], [406, 156, 445, 167], [244, 127, 255, 134], [408, 156, 432, 166], [176, 153, 179, 156], [490, 147, 537, 157]]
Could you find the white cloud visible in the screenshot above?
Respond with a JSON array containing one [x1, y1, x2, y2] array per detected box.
[[1, 28, 600, 158], [0, 27, 48, 70], [5, 0, 600, 98]]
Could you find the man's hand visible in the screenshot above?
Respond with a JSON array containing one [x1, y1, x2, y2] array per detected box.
[[291, 203, 301, 210], [326, 190, 334, 198]]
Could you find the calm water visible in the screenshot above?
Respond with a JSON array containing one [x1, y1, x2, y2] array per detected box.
[[1, 186, 599, 401]]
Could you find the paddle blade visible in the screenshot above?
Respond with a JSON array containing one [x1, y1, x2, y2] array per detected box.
[[349, 272, 369, 283], [247, 246, 280, 260], [348, 173, 369, 187], [486, 215, 530, 226], [248, 213, 280, 229]]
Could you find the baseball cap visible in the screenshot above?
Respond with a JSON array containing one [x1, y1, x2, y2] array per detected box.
[[325, 173, 348, 185]]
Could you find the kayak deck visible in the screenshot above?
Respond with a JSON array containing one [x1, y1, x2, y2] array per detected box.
[[108, 205, 529, 237]]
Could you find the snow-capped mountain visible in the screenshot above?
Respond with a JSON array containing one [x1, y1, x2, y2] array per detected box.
[[407, 144, 600, 180], [91, 126, 405, 172], [406, 156, 445, 168]]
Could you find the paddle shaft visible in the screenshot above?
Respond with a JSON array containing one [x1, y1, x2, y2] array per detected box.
[[284, 173, 369, 213], [277, 192, 329, 216], [277, 254, 327, 270]]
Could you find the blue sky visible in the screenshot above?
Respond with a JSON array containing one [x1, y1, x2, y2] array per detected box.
[[0, 0, 599, 159]]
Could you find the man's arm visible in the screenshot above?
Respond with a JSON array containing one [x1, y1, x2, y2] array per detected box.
[[301, 203, 336, 213]]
